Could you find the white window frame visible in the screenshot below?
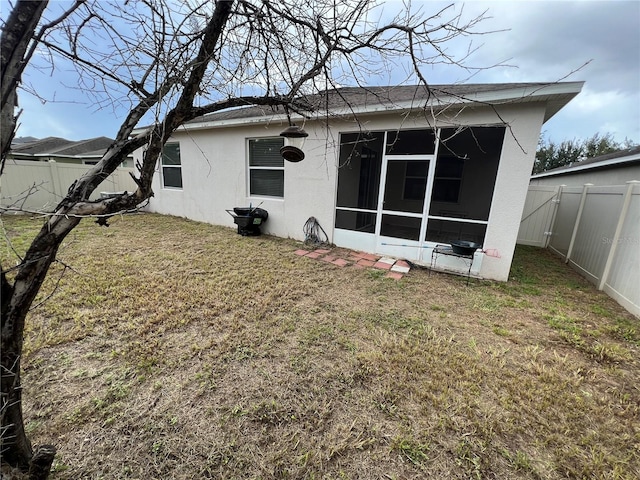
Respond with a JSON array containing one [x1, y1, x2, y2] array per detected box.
[[161, 143, 182, 190], [247, 137, 284, 198]]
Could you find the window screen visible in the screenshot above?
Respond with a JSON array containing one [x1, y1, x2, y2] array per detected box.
[[161, 143, 182, 189], [249, 138, 284, 197]]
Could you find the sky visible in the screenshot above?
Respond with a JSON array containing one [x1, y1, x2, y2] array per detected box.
[[5, 0, 640, 145]]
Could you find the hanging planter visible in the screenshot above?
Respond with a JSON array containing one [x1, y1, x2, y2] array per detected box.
[[280, 124, 308, 162]]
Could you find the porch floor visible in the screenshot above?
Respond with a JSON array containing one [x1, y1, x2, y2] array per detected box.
[[294, 247, 411, 280]]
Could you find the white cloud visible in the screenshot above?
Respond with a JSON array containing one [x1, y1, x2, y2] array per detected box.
[[428, 0, 640, 143], [571, 87, 624, 114], [543, 86, 639, 142]]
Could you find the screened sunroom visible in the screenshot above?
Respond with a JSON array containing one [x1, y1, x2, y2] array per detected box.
[[334, 126, 505, 271]]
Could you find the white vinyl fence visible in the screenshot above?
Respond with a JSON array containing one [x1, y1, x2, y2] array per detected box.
[[517, 185, 561, 248], [518, 181, 640, 317], [1, 160, 138, 213]]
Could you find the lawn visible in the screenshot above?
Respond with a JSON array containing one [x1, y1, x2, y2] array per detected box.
[[1, 213, 638, 479]]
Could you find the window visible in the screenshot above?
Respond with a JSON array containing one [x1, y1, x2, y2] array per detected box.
[[161, 143, 182, 189], [249, 138, 284, 197], [335, 132, 384, 233], [385, 129, 436, 155], [403, 161, 429, 201], [432, 156, 464, 203], [429, 127, 504, 221]]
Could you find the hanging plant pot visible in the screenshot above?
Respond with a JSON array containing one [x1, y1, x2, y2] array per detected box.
[[280, 124, 308, 162], [280, 145, 305, 163]]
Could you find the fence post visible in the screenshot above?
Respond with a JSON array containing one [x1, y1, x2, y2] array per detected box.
[[565, 183, 593, 264], [598, 180, 639, 290], [48, 160, 63, 200], [544, 185, 564, 248]]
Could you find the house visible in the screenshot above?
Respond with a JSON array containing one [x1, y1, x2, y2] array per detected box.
[[8, 136, 134, 167], [136, 82, 584, 281], [529, 145, 640, 186]]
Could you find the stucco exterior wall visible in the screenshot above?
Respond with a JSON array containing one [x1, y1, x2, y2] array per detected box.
[[481, 104, 547, 280], [137, 122, 339, 241], [138, 101, 548, 281]]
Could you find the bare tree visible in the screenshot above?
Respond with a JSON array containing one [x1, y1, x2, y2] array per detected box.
[[1, 0, 490, 475], [1, 1, 47, 169]]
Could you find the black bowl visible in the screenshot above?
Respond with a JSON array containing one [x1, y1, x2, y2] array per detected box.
[[280, 145, 305, 163], [450, 240, 481, 255]]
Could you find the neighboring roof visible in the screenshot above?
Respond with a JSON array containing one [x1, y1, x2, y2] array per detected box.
[[81, 148, 111, 157], [531, 145, 640, 179], [183, 82, 584, 131], [11, 136, 73, 154], [12, 136, 39, 144], [10, 136, 114, 157]]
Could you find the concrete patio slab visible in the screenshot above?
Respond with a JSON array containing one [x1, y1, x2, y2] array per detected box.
[[294, 246, 407, 279], [391, 264, 410, 274], [378, 257, 396, 265]]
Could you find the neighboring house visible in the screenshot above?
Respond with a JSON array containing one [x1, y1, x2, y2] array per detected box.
[[529, 146, 640, 186], [136, 82, 584, 281], [8, 136, 133, 167]]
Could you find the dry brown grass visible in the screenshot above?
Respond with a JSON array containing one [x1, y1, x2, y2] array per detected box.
[[1, 213, 638, 479]]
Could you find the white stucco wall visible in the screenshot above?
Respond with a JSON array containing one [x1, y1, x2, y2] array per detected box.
[[137, 101, 548, 282], [136, 122, 339, 241], [480, 104, 547, 280]]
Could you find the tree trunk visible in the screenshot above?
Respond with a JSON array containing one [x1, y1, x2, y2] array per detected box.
[[0, 1, 51, 467], [0, 343, 32, 471], [1, 1, 234, 473], [28, 445, 57, 480], [2, 217, 77, 471]]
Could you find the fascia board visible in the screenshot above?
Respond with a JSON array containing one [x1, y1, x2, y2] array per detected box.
[[32, 153, 103, 159], [175, 113, 291, 132]]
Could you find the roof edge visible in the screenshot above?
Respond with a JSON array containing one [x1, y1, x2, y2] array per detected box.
[[531, 151, 640, 179], [133, 82, 585, 135]]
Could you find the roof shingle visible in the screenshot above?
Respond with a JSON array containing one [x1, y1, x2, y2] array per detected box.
[[11, 136, 114, 156], [188, 82, 568, 125]]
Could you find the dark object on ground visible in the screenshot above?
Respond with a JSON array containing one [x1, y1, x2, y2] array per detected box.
[[227, 207, 268, 236]]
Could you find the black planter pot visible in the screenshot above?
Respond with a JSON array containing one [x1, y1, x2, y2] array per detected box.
[[450, 240, 481, 256], [228, 207, 269, 236]]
